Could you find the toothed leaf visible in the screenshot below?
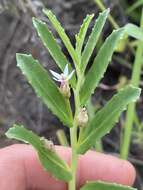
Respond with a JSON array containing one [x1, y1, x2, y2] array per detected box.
[[16, 53, 73, 127], [32, 18, 76, 88], [80, 28, 125, 105], [43, 9, 79, 65], [6, 125, 72, 182], [78, 86, 141, 154], [81, 9, 110, 72]]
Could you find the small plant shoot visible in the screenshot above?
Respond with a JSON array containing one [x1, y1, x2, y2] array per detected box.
[[6, 8, 141, 190]]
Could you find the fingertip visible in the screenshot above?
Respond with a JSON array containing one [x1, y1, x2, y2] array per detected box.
[[78, 151, 136, 187], [119, 159, 136, 186]]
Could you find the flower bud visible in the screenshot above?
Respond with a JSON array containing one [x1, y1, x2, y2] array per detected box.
[[60, 81, 71, 98], [77, 107, 88, 127], [41, 137, 55, 152]]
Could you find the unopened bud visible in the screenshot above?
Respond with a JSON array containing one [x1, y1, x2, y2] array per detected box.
[[77, 107, 88, 127], [60, 81, 71, 98], [41, 137, 55, 152]]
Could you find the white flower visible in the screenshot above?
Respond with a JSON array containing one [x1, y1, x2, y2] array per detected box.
[[49, 64, 75, 86], [50, 64, 74, 98]]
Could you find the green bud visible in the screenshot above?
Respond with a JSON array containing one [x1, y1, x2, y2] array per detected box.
[[60, 81, 71, 98]]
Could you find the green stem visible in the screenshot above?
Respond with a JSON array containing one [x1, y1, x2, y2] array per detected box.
[[69, 124, 78, 190], [56, 129, 69, 146], [68, 74, 82, 190], [120, 9, 143, 159], [95, 140, 103, 152]]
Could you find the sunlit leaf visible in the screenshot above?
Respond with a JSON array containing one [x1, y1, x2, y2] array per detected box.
[[16, 53, 73, 127], [6, 124, 72, 182], [80, 28, 125, 105]]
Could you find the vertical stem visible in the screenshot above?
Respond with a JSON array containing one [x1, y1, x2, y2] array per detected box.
[[68, 74, 82, 190], [56, 129, 69, 146], [69, 122, 78, 190], [120, 9, 143, 159], [95, 140, 103, 152]]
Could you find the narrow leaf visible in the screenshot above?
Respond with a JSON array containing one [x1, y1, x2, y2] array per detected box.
[[6, 125, 72, 182], [80, 28, 125, 105], [125, 23, 143, 41], [43, 9, 79, 65], [80, 181, 137, 190], [81, 9, 110, 72], [78, 86, 141, 154], [76, 14, 94, 54], [16, 53, 73, 127], [32, 18, 76, 88]]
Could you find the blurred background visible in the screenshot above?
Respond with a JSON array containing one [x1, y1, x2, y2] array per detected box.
[[0, 0, 143, 188]]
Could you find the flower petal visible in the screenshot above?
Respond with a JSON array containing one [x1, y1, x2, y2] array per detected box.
[[50, 70, 61, 80], [67, 70, 75, 80], [63, 64, 69, 77], [52, 77, 61, 82]]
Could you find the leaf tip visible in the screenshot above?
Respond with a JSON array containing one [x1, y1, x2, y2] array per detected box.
[[32, 17, 38, 27], [16, 52, 22, 59], [5, 124, 21, 138], [106, 8, 110, 14], [16, 53, 24, 66], [43, 8, 51, 16], [88, 13, 95, 19], [129, 85, 141, 97], [5, 129, 10, 138], [16, 53, 33, 68], [101, 8, 110, 17]]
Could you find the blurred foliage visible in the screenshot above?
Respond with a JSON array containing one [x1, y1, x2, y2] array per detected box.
[[0, 0, 44, 16]]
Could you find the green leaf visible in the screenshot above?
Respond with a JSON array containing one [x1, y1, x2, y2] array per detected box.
[[80, 181, 137, 190], [43, 9, 79, 65], [32, 18, 76, 88], [110, 23, 143, 53], [75, 14, 94, 54], [125, 23, 143, 41], [6, 124, 72, 182], [81, 9, 110, 72], [16, 53, 73, 127], [77, 85, 141, 154], [80, 28, 125, 105]]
